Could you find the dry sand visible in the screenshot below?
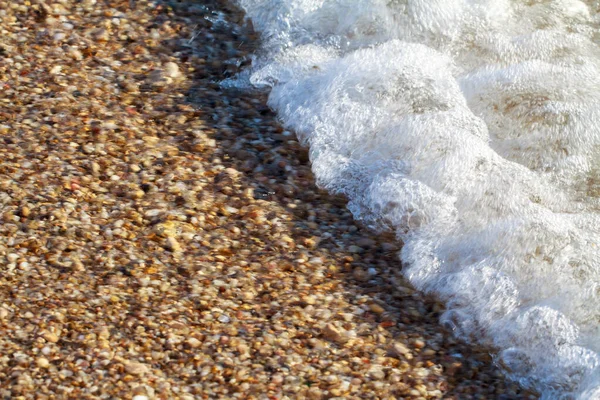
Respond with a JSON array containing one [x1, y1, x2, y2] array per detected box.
[[0, 0, 537, 398]]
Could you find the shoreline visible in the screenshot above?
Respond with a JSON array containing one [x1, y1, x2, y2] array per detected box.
[[0, 0, 536, 398]]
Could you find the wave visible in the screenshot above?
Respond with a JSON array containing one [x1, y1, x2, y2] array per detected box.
[[233, 0, 600, 398]]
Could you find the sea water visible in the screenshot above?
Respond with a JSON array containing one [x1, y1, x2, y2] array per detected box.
[[233, 1, 600, 398]]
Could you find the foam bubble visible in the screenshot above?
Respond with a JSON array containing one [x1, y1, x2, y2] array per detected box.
[[237, 0, 600, 397]]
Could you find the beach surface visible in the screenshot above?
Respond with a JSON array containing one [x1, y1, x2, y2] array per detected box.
[[0, 1, 536, 398]]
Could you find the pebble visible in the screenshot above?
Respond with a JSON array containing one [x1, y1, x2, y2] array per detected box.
[[357, 238, 376, 247], [186, 337, 202, 348], [391, 341, 411, 356], [164, 62, 181, 79], [322, 323, 349, 344], [42, 332, 60, 343], [369, 303, 385, 314], [91, 28, 110, 41], [125, 362, 149, 376], [165, 237, 182, 252], [368, 366, 386, 380], [348, 245, 364, 253], [36, 357, 50, 368], [217, 314, 231, 323]]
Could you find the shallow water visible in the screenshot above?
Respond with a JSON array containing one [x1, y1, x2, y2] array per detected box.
[[233, 1, 600, 398]]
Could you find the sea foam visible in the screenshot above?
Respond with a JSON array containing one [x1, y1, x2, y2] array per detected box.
[[235, 0, 600, 397]]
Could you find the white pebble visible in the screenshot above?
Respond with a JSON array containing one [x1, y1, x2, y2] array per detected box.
[[218, 314, 231, 323], [164, 62, 181, 79]]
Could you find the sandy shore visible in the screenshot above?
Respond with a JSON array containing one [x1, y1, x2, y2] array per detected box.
[[0, 0, 537, 398]]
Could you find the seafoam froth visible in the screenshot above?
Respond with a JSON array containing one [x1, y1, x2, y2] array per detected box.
[[235, 0, 600, 398]]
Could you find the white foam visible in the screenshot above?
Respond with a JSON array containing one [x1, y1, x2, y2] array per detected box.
[[236, 0, 600, 397]]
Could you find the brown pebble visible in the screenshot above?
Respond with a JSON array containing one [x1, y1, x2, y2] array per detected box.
[[186, 337, 202, 348], [42, 332, 60, 343], [125, 362, 149, 376], [165, 237, 182, 252], [391, 341, 410, 356], [369, 303, 385, 314], [36, 357, 50, 368], [322, 323, 349, 344]]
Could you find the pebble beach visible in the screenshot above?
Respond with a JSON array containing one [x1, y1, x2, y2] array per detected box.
[[0, 1, 538, 399]]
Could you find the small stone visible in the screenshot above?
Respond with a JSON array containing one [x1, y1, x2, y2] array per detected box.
[[125, 362, 149, 376], [147, 70, 168, 86], [340, 313, 354, 322], [154, 221, 177, 238], [130, 190, 145, 199], [322, 323, 348, 344], [308, 257, 323, 265], [91, 162, 101, 175], [130, 164, 141, 173], [381, 243, 398, 252], [308, 338, 325, 350], [352, 268, 369, 282], [302, 237, 317, 248], [218, 314, 230, 323], [132, 396, 149, 400], [53, 32, 66, 41], [186, 337, 202, 348], [122, 81, 139, 93], [368, 367, 385, 380], [224, 167, 239, 176], [163, 62, 181, 78], [36, 357, 50, 368], [369, 303, 385, 314], [70, 49, 83, 60], [42, 332, 60, 343], [347, 245, 364, 253], [165, 237, 182, 252], [391, 341, 410, 356], [92, 28, 110, 41], [356, 238, 376, 247], [422, 348, 437, 357]]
